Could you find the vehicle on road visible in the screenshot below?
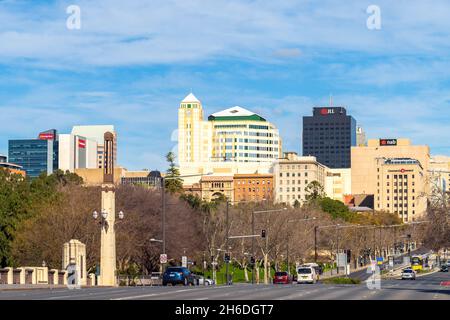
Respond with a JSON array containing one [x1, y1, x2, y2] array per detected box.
[[273, 271, 292, 284], [194, 275, 215, 286], [440, 265, 449, 272], [411, 254, 428, 271], [162, 267, 196, 286], [297, 266, 317, 284], [401, 268, 416, 280], [302, 263, 322, 280]]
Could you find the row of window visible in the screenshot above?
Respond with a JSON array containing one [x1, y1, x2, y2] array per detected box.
[[279, 187, 308, 192], [236, 180, 271, 185], [280, 172, 309, 177], [236, 187, 271, 193], [279, 180, 309, 185]]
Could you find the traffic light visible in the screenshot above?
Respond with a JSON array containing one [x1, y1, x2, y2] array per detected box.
[[346, 250, 351, 263], [250, 256, 255, 265], [224, 252, 231, 263], [261, 229, 266, 238]]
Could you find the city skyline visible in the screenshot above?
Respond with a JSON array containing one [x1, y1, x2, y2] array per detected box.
[[1, 1, 450, 171]]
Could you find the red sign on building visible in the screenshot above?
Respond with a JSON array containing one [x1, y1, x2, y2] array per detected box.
[[39, 133, 55, 140], [78, 139, 86, 149]]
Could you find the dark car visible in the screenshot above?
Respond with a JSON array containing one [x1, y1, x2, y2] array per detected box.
[[273, 271, 292, 284], [441, 265, 449, 272], [162, 267, 196, 286]]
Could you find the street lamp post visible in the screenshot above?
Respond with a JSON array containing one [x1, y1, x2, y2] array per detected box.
[[92, 209, 125, 285]]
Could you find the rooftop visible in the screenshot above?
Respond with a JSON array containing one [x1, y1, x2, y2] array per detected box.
[[208, 106, 266, 122], [182, 93, 200, 103]]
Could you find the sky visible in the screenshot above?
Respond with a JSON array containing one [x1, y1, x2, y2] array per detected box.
[[0, 0, 449, 171]]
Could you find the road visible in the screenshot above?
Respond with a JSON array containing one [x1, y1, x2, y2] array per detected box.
[[1, 270, 449, 300]]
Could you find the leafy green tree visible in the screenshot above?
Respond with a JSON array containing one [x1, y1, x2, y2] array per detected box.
[[0, 169, 84, 267], [164, 152, 184, 193], [293, 199, 301, 208], [305, 180, 325, 202], [319, 197, 355, 221]]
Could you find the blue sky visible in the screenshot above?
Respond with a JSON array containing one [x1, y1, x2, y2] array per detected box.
[[1, 0, 449, 170]]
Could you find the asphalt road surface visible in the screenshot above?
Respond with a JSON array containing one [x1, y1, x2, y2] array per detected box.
[[1, 271, 449, 300]]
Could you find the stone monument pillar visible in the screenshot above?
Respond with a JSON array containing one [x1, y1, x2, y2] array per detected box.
[[63, 239, 87, 286], [99, 132, 117, 286]]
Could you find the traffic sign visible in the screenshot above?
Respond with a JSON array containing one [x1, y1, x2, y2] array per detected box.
[[160, 254, 168, 264], [182, 256, 188, 267]]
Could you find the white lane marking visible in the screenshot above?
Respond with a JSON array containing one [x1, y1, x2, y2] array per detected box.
[[112, 289, 193, 300]]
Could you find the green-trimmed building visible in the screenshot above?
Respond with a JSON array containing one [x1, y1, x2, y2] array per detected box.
[[178, 93, 282, 170]]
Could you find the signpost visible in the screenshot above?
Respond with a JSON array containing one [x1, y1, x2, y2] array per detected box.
[[182, 256, 188, 268], [160, 254, 168, 264]]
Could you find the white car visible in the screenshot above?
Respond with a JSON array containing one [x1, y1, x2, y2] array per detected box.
[[401, 268, 416, 280], [297, 266, 317, 284], [196, 276, 214, 285]]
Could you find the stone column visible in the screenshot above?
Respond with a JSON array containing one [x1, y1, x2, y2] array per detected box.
[[99, 184, 117, 286]]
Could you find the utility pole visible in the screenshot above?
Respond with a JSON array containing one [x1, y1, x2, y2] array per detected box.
[[161, 177, 166, 271], [336, 226, 340, 274], [314, 226, 318, 263], [225, 200, 230, 286], [251, 210, 255, 285]]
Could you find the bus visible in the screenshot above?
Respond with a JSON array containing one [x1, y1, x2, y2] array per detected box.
[[411, 255, 427, 271]]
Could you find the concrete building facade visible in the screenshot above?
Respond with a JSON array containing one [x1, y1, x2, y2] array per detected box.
[[273, 152, 327, 206], [178, 93, 282, 185], [429, 155, 450, 194], [375, 158, 427, 222], [71, 125, 117, 169], [351, 138, 430, 196], [58, 134, 98, 172]]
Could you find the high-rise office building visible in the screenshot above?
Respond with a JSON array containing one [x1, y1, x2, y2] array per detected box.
[[58, 134, 98, 172], [374, 158, 427, 222], [8, 129, 59, 178], [302, 107, 356, 168], [71, 125, 117, 168], [178, 93, 282, 185], [0, 154, 6, 163]]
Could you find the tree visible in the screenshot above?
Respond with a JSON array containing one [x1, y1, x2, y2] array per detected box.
[[319, 197, 354, 221], [293, 199, 301, 208], [305, 181, 325, 202], [165, 152, 183, 193]]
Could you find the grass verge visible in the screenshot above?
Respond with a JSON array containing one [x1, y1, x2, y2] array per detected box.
[[321, 277, 361, 285]]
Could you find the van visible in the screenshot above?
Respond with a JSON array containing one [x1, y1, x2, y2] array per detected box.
[[301, 263, 322, 280], [297, 266, 317, 284]]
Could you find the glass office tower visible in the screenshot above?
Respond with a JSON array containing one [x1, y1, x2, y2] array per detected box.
[[302, 107, 356, 168], [8, 129, 59, 178]]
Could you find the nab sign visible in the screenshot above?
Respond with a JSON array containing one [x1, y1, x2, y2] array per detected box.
[[380, 139, 397, 146]]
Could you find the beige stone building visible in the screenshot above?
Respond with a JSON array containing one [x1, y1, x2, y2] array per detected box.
[[429, 155, 450, 194], [325, 168, 352, 202], [199, 176, 234, 202], [273, 152, 327, 205], [351, 139, 430, 196], [375, 158, 427, 222]]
